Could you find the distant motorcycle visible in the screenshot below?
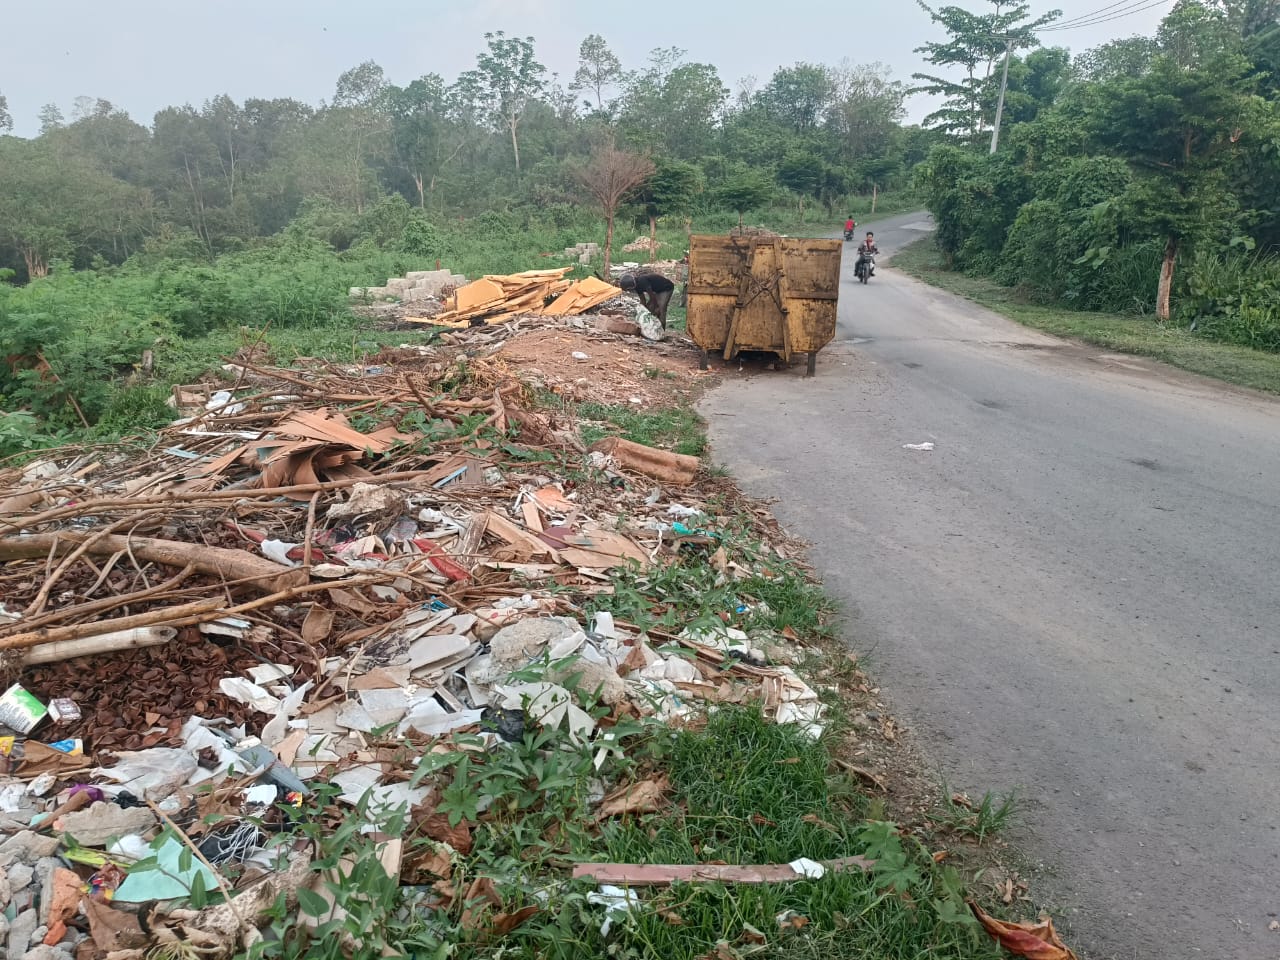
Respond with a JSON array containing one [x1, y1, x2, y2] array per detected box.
[[843, 227, 855, 241], [855, 253, 876, 284]]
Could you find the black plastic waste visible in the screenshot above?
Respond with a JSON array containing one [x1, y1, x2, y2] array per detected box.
[[481, 706, 526, 743]]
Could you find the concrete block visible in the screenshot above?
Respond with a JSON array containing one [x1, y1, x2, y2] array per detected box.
[[579, 252, 592, 265], [450, 274, 466, 287], [386, 278, 415, 294]]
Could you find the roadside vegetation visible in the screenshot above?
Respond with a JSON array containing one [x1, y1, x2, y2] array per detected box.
[[910, 0, 1280, 358]]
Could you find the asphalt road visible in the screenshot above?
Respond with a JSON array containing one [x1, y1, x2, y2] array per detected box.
[[700, 212, 1280, 960]]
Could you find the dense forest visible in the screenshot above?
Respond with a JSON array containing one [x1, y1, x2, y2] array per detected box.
[[915, 0, 1280, 348]]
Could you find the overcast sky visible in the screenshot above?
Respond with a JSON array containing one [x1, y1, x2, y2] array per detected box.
[[0, 0, 1174, 138]]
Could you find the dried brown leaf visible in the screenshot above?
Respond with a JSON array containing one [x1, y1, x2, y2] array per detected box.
[[595, 775, 668, 820], [490, 905, 540, 938]]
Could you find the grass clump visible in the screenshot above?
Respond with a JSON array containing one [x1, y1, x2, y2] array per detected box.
[[930, 787, 1021, 844]]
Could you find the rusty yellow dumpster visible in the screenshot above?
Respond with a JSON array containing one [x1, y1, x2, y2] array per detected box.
[[685, 233, 843, 375]]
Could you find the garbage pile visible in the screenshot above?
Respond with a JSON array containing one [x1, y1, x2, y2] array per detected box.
[[0, 324, 825, 959]]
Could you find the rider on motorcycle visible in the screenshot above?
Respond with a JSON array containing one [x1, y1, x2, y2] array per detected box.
[[843, 215, 856, 239], [856, 232, 879, 276]]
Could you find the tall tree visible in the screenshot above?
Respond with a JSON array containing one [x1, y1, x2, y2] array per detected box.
[[574, 140, 654, 274], [0, 93, 12, 133], [757, 63, 833, 132], [388, 75, 463, 208], [38, 103, 64, 134], [621, 49, 728, 158], [1087, 51, 1262, 319], [912, 0, 1060, 139], [458, 32, 547, 175], [571, 34, 623, 110], [826, 61, 908, 158], [328, 61, 390, 214]]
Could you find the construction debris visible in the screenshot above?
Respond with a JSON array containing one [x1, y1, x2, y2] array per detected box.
[[0, 309, 839, 959], [622, 236, 664, 255], [350, 268, 467, 304], [405, 269, 621, 328]]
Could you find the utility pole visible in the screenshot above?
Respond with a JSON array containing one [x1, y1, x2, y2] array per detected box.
[[989, 39, 1013, 154]]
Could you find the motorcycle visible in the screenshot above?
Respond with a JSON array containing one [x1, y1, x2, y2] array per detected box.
[[855, 253, 875, 284], [843, 227, 855, 241]]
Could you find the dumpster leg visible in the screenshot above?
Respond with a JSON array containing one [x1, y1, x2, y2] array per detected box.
[[699, 349, 710, 371], [806, 351, 817, 377]]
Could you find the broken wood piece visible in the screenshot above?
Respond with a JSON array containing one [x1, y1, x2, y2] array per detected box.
[[484, 510, 552, 560], [0, 532, 306, 594], [520, 500, 543, 533], [589, 437, 699, 485], [19, 626, 178, 666], [570, 855, 873, 886]]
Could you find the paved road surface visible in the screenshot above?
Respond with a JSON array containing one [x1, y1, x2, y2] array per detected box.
[[700, 213, 1280, 960]]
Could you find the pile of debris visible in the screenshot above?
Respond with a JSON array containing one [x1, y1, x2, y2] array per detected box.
[[349, 269, 467, 304], [406, 269, 621, 328], [0, 322, 828, 958], [622, 236, 663, 255]]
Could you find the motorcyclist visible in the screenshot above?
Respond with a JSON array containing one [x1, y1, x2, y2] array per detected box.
[[843, 215, 856, 239], [856, 232, 879, 276]]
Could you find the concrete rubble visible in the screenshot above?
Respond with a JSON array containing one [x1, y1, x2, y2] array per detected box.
[[349, 268, 467, 303]]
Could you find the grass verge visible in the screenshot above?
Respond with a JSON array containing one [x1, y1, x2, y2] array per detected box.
[[892, 237, 1280, 396]]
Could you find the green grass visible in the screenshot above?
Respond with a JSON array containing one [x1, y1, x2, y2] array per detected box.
[[589, 709, 999, 960], [892, 238, 1280, 395], [579, 402, 708, 458]]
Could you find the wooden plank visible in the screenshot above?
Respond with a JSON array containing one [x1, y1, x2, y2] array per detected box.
[[570, 856, 873, 886], [521, 500, 543, 532], [455, 278, 506, 313]]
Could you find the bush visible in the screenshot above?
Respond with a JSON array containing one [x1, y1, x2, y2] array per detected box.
[[1183, 249, 1280, 351]]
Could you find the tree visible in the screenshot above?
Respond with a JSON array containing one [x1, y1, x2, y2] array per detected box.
[[757, 63, 833, 132], [636, 156, 703, 258], [458, 32, 547, 175], [776, 150, 828, 220], [38, 103, 64, 134], [620, 49, 728, 157], [328, 62, 390, 214], [1087, 51, 1262, 319], [912, 0, 1060, 139], [0, 92, 12, 133], [388, 75, 464, 207], [714, 169, 774, 226], [826, 61, 908, 158], [574, 140, 654, 274], [571, 34, 623, 110]]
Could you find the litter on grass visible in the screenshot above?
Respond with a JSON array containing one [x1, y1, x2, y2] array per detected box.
[[0, 302, 853, 958]]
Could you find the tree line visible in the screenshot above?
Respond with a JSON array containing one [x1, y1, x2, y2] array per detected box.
[[914, 0, 1280, 349], [0, 35, 923, 281]]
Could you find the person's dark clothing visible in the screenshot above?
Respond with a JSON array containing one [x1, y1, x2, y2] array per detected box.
[[631, 273, 675, 326], [633, 274, 674, 295]]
